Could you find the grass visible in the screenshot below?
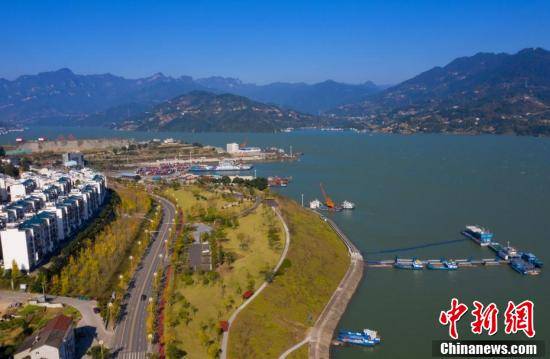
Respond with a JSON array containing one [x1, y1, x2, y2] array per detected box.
[[227, 197, 349, 359], [0, 304, 81, 358], [163, 186, 283, 359], [286, 344, 309, 359]]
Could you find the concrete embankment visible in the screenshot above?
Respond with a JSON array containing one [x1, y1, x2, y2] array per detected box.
[[308, 215, 364, 359]]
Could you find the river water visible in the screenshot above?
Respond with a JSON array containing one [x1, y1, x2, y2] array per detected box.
[[2, 127, 549, 358]]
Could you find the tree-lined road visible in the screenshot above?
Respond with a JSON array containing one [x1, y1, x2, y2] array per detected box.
[[113, 195, 176, 358]]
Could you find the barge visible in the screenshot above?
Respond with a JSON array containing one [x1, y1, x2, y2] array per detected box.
[[462, 225, 494, 246]]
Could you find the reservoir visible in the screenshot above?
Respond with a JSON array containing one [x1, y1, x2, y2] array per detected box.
[[3, 128, 549, 358]]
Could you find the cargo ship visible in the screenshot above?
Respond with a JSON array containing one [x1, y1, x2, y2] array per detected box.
[[394, 258, 424, 270], [336, 328, 381, 347], [510, 259, 541, 275], [521, 252, 543, 268], [461, 225, 494, 246], [427, 259, 458, 270]]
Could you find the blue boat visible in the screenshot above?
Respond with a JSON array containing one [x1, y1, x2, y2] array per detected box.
[[462, 225, 494, 246], [337, 328, 381, 347], [521, 252, 543, 268], [510, 259, 541, 275]]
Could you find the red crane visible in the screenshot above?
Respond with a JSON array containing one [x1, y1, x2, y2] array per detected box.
[[320, 183, 335, 209]]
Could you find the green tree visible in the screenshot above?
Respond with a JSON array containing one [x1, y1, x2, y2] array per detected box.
[[10, 261, 20, 290]]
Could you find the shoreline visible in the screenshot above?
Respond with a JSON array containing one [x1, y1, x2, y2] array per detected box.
[[280, 211, 364, 359], [308, 214, 364, 359]]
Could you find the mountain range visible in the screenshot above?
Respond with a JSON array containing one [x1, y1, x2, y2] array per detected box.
[[330, 47, 550, 136], [1, 47, 550, 135], [0, 68, 380, 126], [117, 91, 320, 132]]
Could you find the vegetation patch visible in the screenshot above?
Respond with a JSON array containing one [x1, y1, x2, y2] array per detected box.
[[227, 197, 349, 359], [162, 186, 284, 359]]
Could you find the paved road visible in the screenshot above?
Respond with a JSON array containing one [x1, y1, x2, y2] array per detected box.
[[113, 194, 176, 358], [220, 204, 291, 359]]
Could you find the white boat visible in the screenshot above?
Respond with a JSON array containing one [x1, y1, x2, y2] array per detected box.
[[309, 199, 322, 209], [214, 159, 253, 171], [341, 200, 355, 210]]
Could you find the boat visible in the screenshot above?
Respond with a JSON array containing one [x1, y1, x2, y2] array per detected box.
[[268, 176, 291, 187], [510, 259, 541, 275], [461, 225, 494, 246], [521, 252, 543, 268], [427, 260, 458, 270], [394, 258, 424, 270], [189, 164, 215, 172], [497, 243, 520, 260], [337, 328, 381, 347], [214, 159, 253, 171], [341, 200, 355, 210]]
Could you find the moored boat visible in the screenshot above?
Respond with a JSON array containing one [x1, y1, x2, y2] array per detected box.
[[462, 225, 494, 246]]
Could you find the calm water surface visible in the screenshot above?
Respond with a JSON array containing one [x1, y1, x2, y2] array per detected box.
[[3, 128, 549, 358]]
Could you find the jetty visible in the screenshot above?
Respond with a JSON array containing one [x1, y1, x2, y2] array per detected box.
[[366, 258, 510, 268]]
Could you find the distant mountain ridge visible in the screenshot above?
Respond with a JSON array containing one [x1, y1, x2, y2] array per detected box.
[[117, 91, 321, 132], [0, 68, 210, 125], [196, 77, 381, 114], [330, 48, 550, 136], [0, 69, 381, 126]]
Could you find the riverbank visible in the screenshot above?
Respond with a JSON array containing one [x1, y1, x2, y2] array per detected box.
[[227, 197, 350, 358]]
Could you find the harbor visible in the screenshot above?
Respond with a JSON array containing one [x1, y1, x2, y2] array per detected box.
[[364, 225, 542, 275]]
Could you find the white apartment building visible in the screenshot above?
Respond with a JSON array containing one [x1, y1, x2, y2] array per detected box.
[[0, 168, 106, 271]]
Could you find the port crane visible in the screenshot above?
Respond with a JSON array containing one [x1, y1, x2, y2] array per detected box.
[[320, 183, 335, 209]]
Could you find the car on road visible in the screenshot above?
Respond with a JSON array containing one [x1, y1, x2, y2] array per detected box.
[[141, 294, 147, 301], [93, 307, 101, 314]]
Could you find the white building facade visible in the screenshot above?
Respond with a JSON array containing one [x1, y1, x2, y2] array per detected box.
[[0, 168, 107, 271]]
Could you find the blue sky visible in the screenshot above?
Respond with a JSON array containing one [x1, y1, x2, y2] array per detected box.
[[1, 0, 549, 84]]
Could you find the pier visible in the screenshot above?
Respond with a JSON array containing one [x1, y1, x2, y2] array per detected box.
[[366, 258, 510, 268]]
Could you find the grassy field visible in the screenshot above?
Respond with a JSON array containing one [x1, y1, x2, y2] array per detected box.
[[163, 186, 284, 359], [227, 197, 349, 359], [0, 304, 81, 357]]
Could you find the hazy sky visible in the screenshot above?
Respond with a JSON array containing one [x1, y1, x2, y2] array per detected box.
[[1, 0, 549, 84]]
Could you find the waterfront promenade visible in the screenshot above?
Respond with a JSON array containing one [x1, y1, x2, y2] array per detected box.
[[280, 213, 364, 359]]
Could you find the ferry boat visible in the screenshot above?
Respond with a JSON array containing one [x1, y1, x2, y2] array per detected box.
[[337, 328, 381, 347], [427, 260, 458, 270], [341, 201, 356, 210], [510, 259, 541, 275], [461, 225, 494, 246], [394, 258, 424, 270], [521, 252, 543, 268]]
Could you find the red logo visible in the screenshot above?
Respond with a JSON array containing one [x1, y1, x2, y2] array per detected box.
[[439, 298, 469, 339], [471, 301, 499, 336], [439, 299, 535, 339], [504, 300, 536, 338]]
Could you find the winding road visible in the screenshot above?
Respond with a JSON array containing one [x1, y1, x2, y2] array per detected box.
[[113, 194, 176, 359]]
